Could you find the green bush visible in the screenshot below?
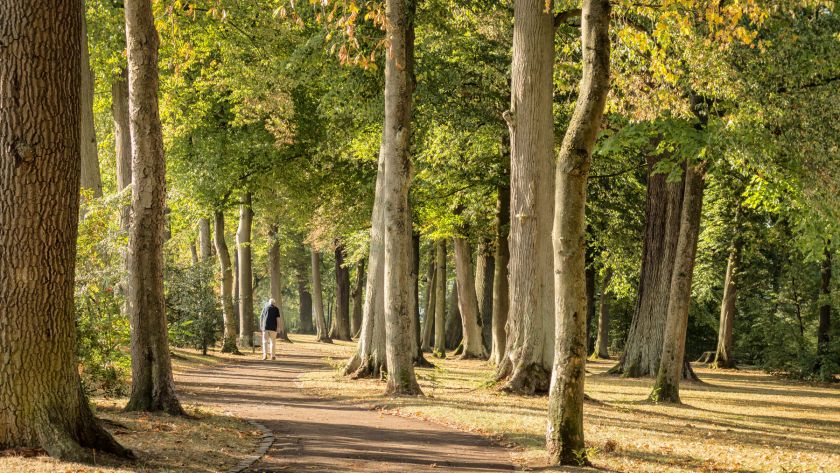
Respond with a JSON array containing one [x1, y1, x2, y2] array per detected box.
[[165, 259, 222, 355]]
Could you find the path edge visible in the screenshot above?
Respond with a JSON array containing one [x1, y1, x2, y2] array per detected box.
[[224, 414, 274, 473]]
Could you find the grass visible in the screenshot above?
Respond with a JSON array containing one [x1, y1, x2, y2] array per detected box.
[[0, 348, 261, 473], [297, 339, 840, 473]]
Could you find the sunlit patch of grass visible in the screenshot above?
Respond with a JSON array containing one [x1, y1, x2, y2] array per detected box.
[[296, 339, 840, 472], [0, 399, 260, 473]]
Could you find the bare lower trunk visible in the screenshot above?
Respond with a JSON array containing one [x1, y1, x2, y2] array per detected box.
[[269, 225, 290, 341], [351, 260, 365, 337], [817, 247, 832, 371], [297, 263, 314, 334], [214, 211, 239, 353], [311, 250, 333, 343], [475, 240, 495, 351], [498, 0, 556, 394], [198, 217, 212, 260], [331, 245, 352, 340], [233, 243, 240, 330], [433, 240, 448, 357], [609, 154, 685, 378], [546, 0, 610, 464], [593, 268, 613, 359], [713, 239, 741, 369], [446, 281, 463, 350], [454, 238, 488, 359], [0, 2, 131, 459], [237, 193, 254, 348], [651, 164, 706, 404], [124, 0, 183, 415], [421, 259, 436, 352], [412, 234, 431, 366], [79, 2, 102, 198], [585, 250, 596, 355], [491, 174, 511, 365], [112, 69, 132, 242]]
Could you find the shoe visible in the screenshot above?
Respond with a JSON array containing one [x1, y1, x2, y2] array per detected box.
[[271, 356, 276, 360], [261, 355, 267, 361]]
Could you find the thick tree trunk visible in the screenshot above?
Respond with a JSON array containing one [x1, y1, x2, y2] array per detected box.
[[198, 217, 212, 260], [475, 240, 496, 351], [236, 192, 255, 348], [332, 245, 352, 340], [608, 154, 686, 377], [421, 259, 436, 352], [269, 225, 290, 341], [491, 174, 511, 365], [497, 0, 556, 394], [446, 281, 463, 350], [651, 164, 706, 404], [454, 238, 489, 359], [546, 0, 610, 464], [433, 240, 448, 357], [79, 2, 102, 198], [593, 268, 613, 359], [214, 211, 240, 353], [123, 0, 183, 415], [351, 260, 365, 337], [713, 238, 741, 369], [297, 262, 314, 334], [113, 69, 131, 231], [0, 2, 131, 459], [817, 247, 832, 366], [311, 250, 333, 343]]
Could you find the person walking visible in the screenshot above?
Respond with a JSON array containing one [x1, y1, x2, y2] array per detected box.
[[260, 299, 280, 360]]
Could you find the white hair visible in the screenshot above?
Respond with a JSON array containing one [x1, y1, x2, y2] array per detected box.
[[268, 298, 276, 306]]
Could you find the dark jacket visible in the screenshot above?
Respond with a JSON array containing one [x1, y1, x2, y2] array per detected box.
[[260, 304, 280, 332]]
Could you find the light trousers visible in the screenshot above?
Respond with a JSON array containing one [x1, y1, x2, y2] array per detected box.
[[262, 330, 277, 358]]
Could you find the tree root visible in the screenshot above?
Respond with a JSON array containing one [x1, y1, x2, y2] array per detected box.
[[499, 362, 550, 395]]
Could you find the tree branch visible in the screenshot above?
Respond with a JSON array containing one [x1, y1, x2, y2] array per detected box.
[[554, 9, 582, 28]]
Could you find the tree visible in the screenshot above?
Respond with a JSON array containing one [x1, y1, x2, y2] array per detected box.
[[496, 0, 556, 394], [453, 238, 488, 359], [311, 249, 333, 343], [475, 240, 495, 350], [297, 261, 315, 334], [215, 210, 240, 353], [546, 0, 611, 464], [592, 268, 613, 360], [198, 217, 213, 260], [79, 0, 102, 197], [124, 0, 183, 415], [491, 173, 511, 365], [269, 225, 291, 341], [713, 236, 741, 369], [0, 0, 130, 460], [433, 239, 448, 357], [237, 192, 255, 347], [351, 260, 365, 337], [331, 245, 352, 340], [421, 258, 436, 352]]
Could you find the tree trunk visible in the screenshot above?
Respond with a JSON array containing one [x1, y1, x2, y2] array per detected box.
[[475, 240, 495, 351], [497, 0, 556, 395], [817, 247, 832, 368], [713, 238, 741, 369], [236, 192, 254, 348], [446, 281, 463, 350], [434, 239, 448, 357], [332, 245, 352, 340], [297, 261, 314, 334], [412, 233, 432, 366], [351, 259, 365, 337], [546, 0, 610, 464], [608, 154, 686, 377], [123, 0, 183, 415], [651, 164, 706, 404], [454, 238, 489, 359], [421, 258, 436, 352], [233, 248, 240, 330], [198, 217, 212, 260], [112, 68, 132, 230], [311, 250, 333, 343], [491, 169, 511, 365], [190, 242, 198, 264], [585, 249, 597, 355], [214, 211, 239, 353], [0, 1, 131, 459], [593, 268, 613, 359], [79, 1, 102, 198], [269, 225, 290, 341]]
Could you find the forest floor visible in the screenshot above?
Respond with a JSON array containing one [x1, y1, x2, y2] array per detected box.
[[294, 336, 840, 473]]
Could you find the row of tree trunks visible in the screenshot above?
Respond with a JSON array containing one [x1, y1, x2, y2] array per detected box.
[[237, 193, 255, 348], [0, 1, 131, 459], [593, 268, 613, 359], [454, 238, 489, 359], [433, 240, 448, 357], [311, 250, 332, 343], [123, 0, 183, 416], [269, 225, 290, 341], [215, 211, 240, 353], [546, 0, 611, 464], [331, 245, 352, 340], [496, 0, 556, 395]]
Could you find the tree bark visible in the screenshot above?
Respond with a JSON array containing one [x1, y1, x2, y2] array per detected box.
[[296, 260, 314, 334], [198, 217, 212, 260], [233, 248, 240, 330], [351, 259, 365, 337], [236, 192, 255, 348], [113, 68, 131, 230], [332, 245, 352, 340], [214, 211, 240, 353], [713, 238, 741, 369], [585, 249, 597, 355], [123, 0, 183, 415], [269, 225, 290, 341], [0, 1, 131, 459], [651, 164, 706, 404], [497, 0, 556, 394], [433, 239, 448, 357], [593, 268, 613, 359], [421, 258, 436, 352], [817, 247, 832, 367], [79, 1, 102, 198], [311, 250, 333, 343], [608, 153, 686, 377], [491, 170, 511, 365], [475, 240, 496, 351], [546, 0, 610, 464], [412, 233, 432, 366], [454, 238, 489, 359], [446, 281, 463, 350]]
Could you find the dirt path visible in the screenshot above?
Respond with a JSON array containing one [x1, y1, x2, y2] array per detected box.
[[176, 338, 514, 472]]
